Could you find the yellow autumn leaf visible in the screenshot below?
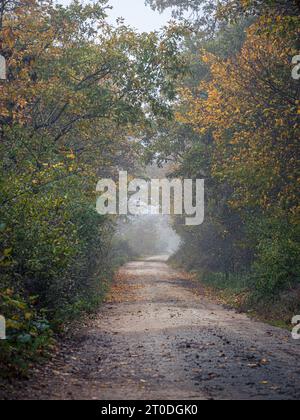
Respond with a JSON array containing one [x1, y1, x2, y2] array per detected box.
[[25, 313, 33, 321]]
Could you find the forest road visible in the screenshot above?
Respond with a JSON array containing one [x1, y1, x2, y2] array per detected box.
[[4, 256, 300, 400]]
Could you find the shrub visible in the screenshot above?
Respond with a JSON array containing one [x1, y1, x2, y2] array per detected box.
[[0, 289, 53, 378]]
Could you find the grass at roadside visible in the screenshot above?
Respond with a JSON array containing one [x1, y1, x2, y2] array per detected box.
[[201, 274, 300, 330], [174, 266, 300, 331]]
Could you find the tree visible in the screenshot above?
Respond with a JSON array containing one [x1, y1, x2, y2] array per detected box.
[[177, 10, 300, 294], [146, 0, 223, 33], [0, 0, 186, 374], [145, 0, 300, 298]]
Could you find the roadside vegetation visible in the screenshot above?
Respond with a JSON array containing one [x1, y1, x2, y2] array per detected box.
[[0, 0, 184, 377], [145, 0, 300, 322], [0, 0, 299, 378]]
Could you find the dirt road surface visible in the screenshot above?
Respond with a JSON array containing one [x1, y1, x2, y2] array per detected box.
[[2, 257, 300, 400]]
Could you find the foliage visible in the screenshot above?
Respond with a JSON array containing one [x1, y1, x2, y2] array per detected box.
[[181, 19, 299, 217], [145, 1, 300, 302], [249, 218, 300, 297], [146, 0, 223, 33], [0, 288, 53, 378], [1, 0, 299, 377], [0, 0, 186, 376]]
